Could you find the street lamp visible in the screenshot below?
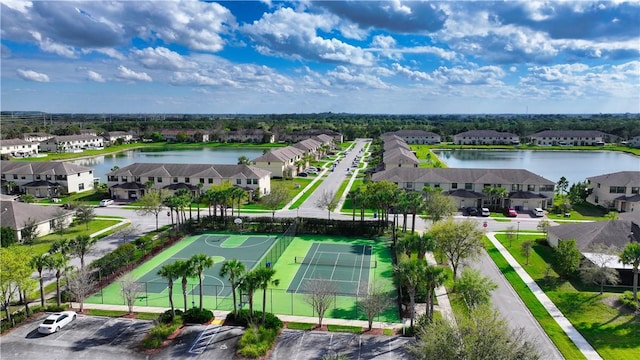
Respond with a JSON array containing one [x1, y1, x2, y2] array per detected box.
[[516, 221, 520, 242]]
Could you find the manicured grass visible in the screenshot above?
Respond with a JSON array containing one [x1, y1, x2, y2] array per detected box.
[[410, 146, 448, 168], [383, 328, 395, 335], [289, 179, 323, 209], [547, 202, 610, 221], [85, 309, 159, 320], [37, 219, 123, 242], [327, 324, 362, 334], [483, 238, 586, 360], [38, 190, 111, 205], [286, 322, 316, 330], [491, 234, 640, 360]]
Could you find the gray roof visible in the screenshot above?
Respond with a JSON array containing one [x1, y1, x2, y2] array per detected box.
[[45, 134, 102, 143], [253, 146, 304, 162], [107, 163, 270, 179], [292, 138, 322, 151], [0, 139, 38, 146], [445, 189, 486, 198], [383, 147, 419, 165], [529, 130, 611, 138], [0, 200, 71, 230], [292, 129, 340, 136], [383, 139, 410, 151], [372, 167, 554, 185], [548, 220, 640, 251], [393, 130, 440, 137], [454, 130, 518, 138], [587, 171, 640, 186], [1, 160, 92, 176]]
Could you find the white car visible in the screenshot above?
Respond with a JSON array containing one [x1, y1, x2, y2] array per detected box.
[[305, 168, 318, 174], [99, 199, 114, 207], [480, 208, 490, 217], [38, 311, 76, 334]]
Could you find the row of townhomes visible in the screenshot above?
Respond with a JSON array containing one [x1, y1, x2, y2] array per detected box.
[[0, 138, 40, 157], [375, 133, 555, 210], [252, 134, 335, 178], [15, 131, 134, 154], [452, 129, 618, 146], [1, 160, 95, 197], [106, 163, 271, 200], [586, 171, 640, 212], [453, 130, 520, 145], [382, 130, 441, 144]]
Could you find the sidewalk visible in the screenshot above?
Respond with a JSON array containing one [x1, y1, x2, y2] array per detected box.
[[486, 232, 602, 360], [77, 302, 404, 330], [424, 251, 457, 327]]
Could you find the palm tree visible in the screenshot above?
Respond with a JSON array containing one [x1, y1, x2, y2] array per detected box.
[[69, 235, 97, 269], [220, 259, 246, 317], [405, 191, 425, 234], [239, 270, 261, 322], [175, 259, 195, 312], [424, 265, 447, 322], [5, 181, 16, 195], [255, 267, 280, 324], [394, 258, 425, 328], [189, 254, 214, 311], [30, 253, 53, 307], [157, 262, 179, 318], [620, 243, 640, 307], [45, 253, 68, 307], [196, 182, 204, 222], [228, 186, 246, 217]]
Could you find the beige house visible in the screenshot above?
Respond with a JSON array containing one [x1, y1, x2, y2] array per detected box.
[[292, 138, 323, 160], [586, 171, 640, 212], [382, 134, 419, 169], [0, 139, 39, 157], [252, 146, 305, 178], [106, 163, 271, 200], [372, 167, 555, 210], [40, 135, 104, 153], [1, 160, 94, 197], [453, 130, 520, 145], [0, 200, 73, 242], [529, 130, 612, 146], [384, 130, 441, 144]]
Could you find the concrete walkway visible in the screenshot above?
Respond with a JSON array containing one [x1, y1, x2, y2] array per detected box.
[[75, 302, 404, 330], [424, 251, 457, 327], [486, 232, 602, 360]]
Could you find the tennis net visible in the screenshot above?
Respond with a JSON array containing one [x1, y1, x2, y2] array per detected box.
[[295, 256, 377, 268]]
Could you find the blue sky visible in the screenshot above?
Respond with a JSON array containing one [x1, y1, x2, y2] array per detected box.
[[1, 0, 639, 114]]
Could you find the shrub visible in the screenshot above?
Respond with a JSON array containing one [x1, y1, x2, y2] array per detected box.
[[620, 291, 639, 311], [142, 317, 182, 349], [182, 307, 214, 324], [45, 305, 68, 312], [158, 309, 183, 324], [226, 309, 282, 330], [237, 325, 279, 358]]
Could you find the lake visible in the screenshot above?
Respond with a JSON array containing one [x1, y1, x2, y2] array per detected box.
[[73, 147, 267, 182], [433, 149, 640, 185]]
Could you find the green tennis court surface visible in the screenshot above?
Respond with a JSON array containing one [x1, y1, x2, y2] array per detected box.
[[288, 243, 372, 296]]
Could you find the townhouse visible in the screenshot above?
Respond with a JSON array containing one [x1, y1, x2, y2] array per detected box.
[[1, 160, 95, 197], [252, 146, 306, 179], [103, 131, 134, 145], [40, 134, 104, 153], [453, 130, 520, 145], [0, 200, 74, 242], [625, 135, 640, 148], [217, 129, 275, 143], [384, 130, 441, 144], [528, 130, 613, 146], [23, 132, 53, 142], [372, 167, 555, 210], [0, 139, 39, 157], [284, 129, 343, 144], [160, 129, 210, 143], [381, 134, 419, 169], [292, 138, 323, 160], [586, 171, 640, 212], [106, 163, 271, 201]]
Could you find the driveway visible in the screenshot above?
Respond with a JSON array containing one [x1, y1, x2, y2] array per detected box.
[[1, 313, 152, 360], [154, 324, 244, 360]]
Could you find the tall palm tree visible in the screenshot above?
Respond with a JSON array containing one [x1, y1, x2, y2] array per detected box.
[[69, 235, 97, 269], [175, 259, 196, 312], [45, 253, 68, 307], [189, 254, 215, 310], [219, 259, 246, 317], [424, 265, 447, 322], [196, 183, 204, 222], [30, 253, 53, 307], [239, 269, 261, 322], [620, 243, 640, 306], [394, 258, 425, 328], [157, 262, 179, 318], [405, 191, 426, 234], [255, 267, 280, 324], [229, 186, 246, 217]]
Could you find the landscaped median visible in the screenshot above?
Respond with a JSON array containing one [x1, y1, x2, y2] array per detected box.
[[485, 232, 640, 360]]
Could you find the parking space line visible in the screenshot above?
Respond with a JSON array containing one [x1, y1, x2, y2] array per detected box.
[[109, 321, 134, 345], [188, 324, 221, 355], [293, 331, 305, 360]]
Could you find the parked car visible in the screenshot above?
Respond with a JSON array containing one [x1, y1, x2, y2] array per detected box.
[[38, 311, 76, 334], [306, 167, 318, 172], [99, 199, 114, 207], [466, 207, 478, 216], [504, 207, 518, 217], [480, 207, 490, 217], [533, 208, 545, 217], [298, 172, 308, 177], [305, 168, 318, 174]]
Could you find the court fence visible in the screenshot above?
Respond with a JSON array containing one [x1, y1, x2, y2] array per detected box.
[[256, 219, 298, 269]]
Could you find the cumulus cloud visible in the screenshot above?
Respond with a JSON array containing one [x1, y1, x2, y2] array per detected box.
[[116, 65, 152, 82], [86, 70, 105, 82], [432, 65, 505, 85], [325, 66, 390, 89], [17, 69, 50, 82], [242, 7, 375, 66], [131, 47, 196, 70]]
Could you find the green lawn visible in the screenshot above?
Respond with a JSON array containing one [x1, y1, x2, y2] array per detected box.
[[547, 202, 610, 221], [38, 190, 111, 205], [289, 179, 323, 209], [491, 234, 640, 360], [29, 219, 125, 256]]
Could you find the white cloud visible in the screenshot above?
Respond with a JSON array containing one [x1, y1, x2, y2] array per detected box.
[[131, 47, 195, 70], [432, 65, 505, 85], [116, 65, 152, 82], [16, 69, 50, 82], [326, 66, 390, 89], [86, 70, 105, 82]]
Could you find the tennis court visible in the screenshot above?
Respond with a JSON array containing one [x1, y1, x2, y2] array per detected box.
[[287, 243, 373, 296]]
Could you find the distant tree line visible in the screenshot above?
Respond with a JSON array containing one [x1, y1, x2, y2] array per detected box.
[[1, 112, 639, 141]]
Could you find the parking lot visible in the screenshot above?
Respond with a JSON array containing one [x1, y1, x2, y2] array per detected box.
[[269, 330, 413, 360], [1, 313, 153, 360]]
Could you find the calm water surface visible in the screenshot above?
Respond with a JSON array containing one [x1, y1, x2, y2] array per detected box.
[[74, 147, 267, 182], [433, 149, 640, 185]]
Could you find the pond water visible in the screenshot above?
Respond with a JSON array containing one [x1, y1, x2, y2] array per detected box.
[[433, 149, 640, 185], [73, 147, 267, 182]]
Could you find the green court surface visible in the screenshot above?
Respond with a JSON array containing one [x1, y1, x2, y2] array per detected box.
[[87, 233, 399, 322]]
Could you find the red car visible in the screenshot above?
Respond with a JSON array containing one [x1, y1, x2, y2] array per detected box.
[[505, 207, 518, 217]]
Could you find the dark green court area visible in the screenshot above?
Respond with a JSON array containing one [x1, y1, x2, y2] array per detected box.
[[287, 243, 373, 296]]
